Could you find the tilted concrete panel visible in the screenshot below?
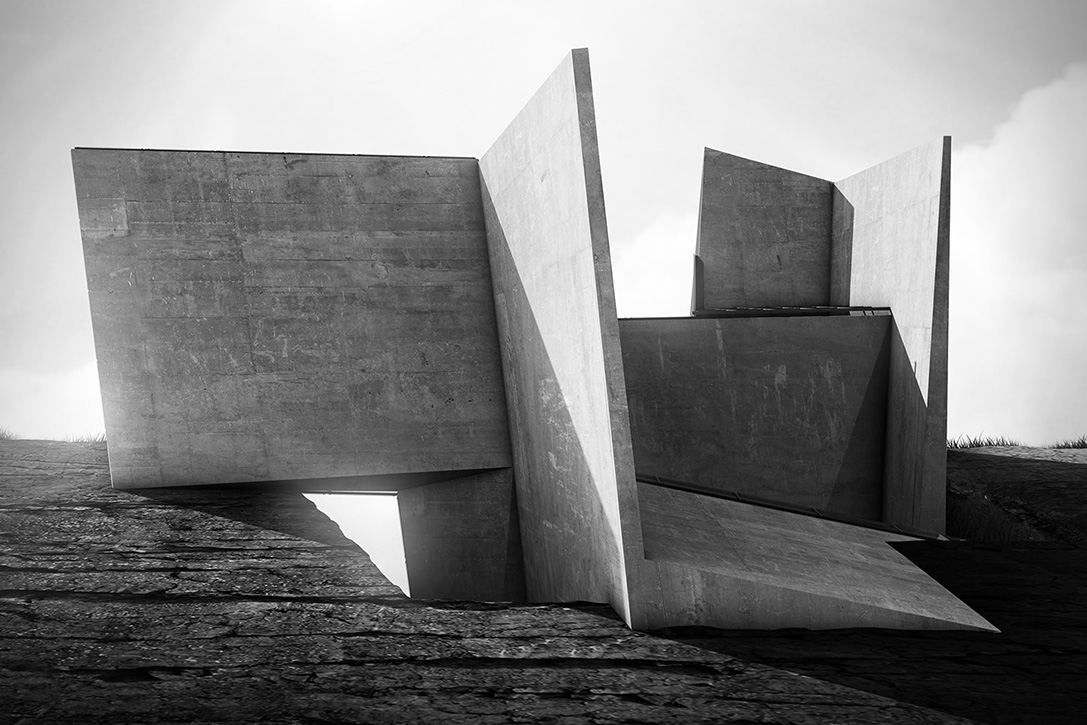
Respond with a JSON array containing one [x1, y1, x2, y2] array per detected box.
[[74, 149, 512, 488], [695, 149, 833, 309], [478, 49, 644, 623], [833, 138, 951, 532], [620, 315, 889, 520], [636, 483, 997, 631], [398, 468, 526, 602]]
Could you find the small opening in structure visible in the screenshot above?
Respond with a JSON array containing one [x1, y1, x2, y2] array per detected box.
[[303, 492, 409, 596]]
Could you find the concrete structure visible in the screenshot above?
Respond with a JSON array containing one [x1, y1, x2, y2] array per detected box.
[[73, 49, 988, 632]]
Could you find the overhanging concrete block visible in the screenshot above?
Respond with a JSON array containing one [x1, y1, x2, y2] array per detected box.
[[74, 149, 512, 489], [478, 49, 643, 624]]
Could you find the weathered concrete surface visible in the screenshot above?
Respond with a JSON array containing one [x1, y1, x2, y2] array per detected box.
[[833, 138, 951, 533], [73, 149, 511, 488], [635, 483, 996, 631], [620, 315, 889, 519], [695, 149, 833, 309], [398, 468, 526, 602], [479, 49, 644, 624], [0, 440, 980, 724]]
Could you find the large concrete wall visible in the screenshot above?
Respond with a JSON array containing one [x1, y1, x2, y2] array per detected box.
[[397, 468, 526, 601], [695, 149, 833, 309], [74, 149, 511, 489], [620, 315, 889, 520], [635, 483, 996, 631], [478, 49, 643, 623], [833, 138, 951, 532]]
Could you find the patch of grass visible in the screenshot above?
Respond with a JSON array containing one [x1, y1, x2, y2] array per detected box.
[[947, 434, 1023, 449], [0, 426, 18, 440], [63, 432, 107, 443], [1052, 435, 1087, 449]]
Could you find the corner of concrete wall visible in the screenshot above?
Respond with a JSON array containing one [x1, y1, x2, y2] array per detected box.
[[834, 138, 951, 533], [478, 49, 643, 625]]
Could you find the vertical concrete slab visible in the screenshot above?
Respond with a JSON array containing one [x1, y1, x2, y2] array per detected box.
[[833, 138, 951, 532], [620, 316, 890, 520], [478, 49, 643, 624], [397, 468, 526, 602], [695, 150, 833, 309], [74, 149, 512, 489]]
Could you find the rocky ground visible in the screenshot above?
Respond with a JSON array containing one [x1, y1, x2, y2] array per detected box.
[[1, 441, 1084, 724]]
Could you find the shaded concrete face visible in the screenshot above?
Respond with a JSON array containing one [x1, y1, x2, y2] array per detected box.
[[635, 483, 996, 631], [620, 316, 889, 520], [397, 468, 526, 602], [695, 149, 833, 309], [74, 149, 511, 489], [833, 138, 951, 532], [479, 49, 643, 623]]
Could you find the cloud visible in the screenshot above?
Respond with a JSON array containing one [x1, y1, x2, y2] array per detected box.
[[611, 211, 698, 318], [0, 359, 104, 440], [948, 62, 1087, 445]]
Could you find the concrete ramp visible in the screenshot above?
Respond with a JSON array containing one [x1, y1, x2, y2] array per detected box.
[[636, 482, 997, 631]]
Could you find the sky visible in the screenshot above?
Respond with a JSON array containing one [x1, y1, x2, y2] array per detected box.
[[1, 0, 1084, 448]]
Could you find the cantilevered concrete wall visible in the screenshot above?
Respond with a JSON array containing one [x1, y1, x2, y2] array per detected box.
[[74, 149, 511, 489], [620, 316, 889, 520], [398, 468, 526, 602], [478, 49, 644, 623], [695, 150, 833, 309], [833, 138, 951, 533]]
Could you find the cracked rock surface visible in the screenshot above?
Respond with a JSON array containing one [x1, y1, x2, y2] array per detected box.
[[0, 440, 977, 724]]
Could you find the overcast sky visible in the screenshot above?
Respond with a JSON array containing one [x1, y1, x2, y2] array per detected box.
[[1, 0, 1084, 445]]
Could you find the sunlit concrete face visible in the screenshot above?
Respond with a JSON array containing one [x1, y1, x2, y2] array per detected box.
[[478, 49, 643, 623], [74, 150, 511, 489]]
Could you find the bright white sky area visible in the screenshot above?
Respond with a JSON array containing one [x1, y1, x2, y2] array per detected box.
[[304, 492, 409, 594], [1, 0, 1084, 447]]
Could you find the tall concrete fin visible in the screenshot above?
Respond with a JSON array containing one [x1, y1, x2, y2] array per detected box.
[[695, 149, 834, 309], [833, 138, 951, 532], [73, 149, 512, 489], [478, 49, 643, 624]]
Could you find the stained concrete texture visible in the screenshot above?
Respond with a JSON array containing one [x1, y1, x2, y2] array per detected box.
[[620, 315, 890, 520], [833, 138, 951, 533], [73, 149, 511, 489], [479, 48, 644, 624], [0, 440, 982, 725], [695, 149, 833, 309]]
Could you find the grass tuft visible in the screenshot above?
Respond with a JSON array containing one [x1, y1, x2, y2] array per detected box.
[[947, 435, 1023, 449], [1051, 435, 1087, 449], [63, 432, 107, 443], [0, 426, 18, 440]]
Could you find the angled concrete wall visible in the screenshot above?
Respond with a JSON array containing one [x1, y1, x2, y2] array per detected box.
[[833, 138, 951, 532], [635, 483, 996, 631], [74, 149, 511, 488], [478, 49, 643, 623], [695, 149, 833, 309], [398, 468, 526, 602], [620, 315, 889, 520]]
